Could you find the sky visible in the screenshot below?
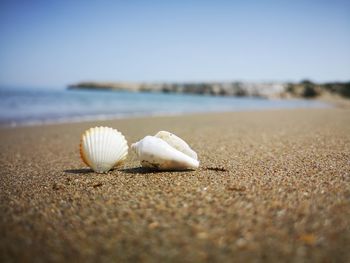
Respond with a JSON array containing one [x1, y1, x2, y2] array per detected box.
[[0, 0, 349, 87]]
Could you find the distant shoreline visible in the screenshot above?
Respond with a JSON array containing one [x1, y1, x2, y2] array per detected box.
[[68, 80, 350, 99]]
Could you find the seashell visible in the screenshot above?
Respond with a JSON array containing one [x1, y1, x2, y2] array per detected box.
[[131, 131, 199, 170], [155, 131, 198, 160], [80, 126, 128, 173]]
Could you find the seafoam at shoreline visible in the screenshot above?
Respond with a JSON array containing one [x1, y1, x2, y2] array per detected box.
[[0, 86, 330, 128], [0, 101, 331, 129]]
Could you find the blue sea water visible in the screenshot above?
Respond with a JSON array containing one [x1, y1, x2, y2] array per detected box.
[[0, 86, 328, 127]]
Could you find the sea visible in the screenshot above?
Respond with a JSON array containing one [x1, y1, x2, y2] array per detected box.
[[0, 86, 328, 127]]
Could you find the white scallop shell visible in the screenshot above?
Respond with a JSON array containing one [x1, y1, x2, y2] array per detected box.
[[80, 126, 128, 173], [131, 131, 199, 170]]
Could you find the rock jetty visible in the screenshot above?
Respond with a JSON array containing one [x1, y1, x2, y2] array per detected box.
[[68, 80, 350, 99]]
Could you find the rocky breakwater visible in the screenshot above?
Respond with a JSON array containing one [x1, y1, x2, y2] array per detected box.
[[68, 80, 350, 99], [68, 81, 286, 98]]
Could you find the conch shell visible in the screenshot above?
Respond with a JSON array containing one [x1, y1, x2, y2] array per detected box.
[[131, 131, 199, 170], [80, 126, 128, 173]]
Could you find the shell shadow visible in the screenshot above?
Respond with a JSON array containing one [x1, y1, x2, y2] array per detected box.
[[64, 167, 195, 175], [120, 167, 193, 174], [64, 168, 94, 174]]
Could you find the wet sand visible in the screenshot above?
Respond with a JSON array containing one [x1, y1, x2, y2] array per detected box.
[[1, 108, 349, 262]]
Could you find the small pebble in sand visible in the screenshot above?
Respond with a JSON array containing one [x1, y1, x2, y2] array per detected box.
[[52, 182, 64, 190], [299, 234, 316, 245]]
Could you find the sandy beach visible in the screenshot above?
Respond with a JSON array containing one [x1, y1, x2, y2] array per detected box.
[[0, 108, 349, 262]]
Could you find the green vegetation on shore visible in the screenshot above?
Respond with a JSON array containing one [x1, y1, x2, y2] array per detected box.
[[286, 80, 350, 98]]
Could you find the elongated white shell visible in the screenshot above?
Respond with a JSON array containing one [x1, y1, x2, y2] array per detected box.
[[80, 126, 128, 173], [155, 131, 198, 160], [132, 132, 199, 170]]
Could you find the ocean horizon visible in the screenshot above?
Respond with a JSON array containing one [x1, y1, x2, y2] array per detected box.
[[0, 86, 329, 127]]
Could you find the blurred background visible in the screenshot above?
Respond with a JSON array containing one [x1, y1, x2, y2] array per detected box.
[[0, 0, 349, 126]]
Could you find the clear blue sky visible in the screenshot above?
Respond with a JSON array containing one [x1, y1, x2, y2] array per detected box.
[[0, 0, 349, 87]]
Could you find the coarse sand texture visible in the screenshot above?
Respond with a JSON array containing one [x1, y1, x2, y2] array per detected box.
[[1, 108, 349, 262]]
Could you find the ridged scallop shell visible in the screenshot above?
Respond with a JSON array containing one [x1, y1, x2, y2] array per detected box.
[[80, 126, 128, 173], [131, 131, 199, 170]]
